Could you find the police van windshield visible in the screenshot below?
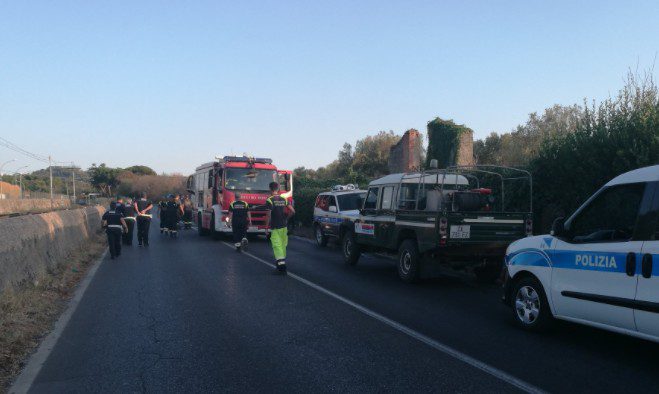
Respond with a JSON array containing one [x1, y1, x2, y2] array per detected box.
[[338, 192, 366, 211], [224, 168, 277, 192]]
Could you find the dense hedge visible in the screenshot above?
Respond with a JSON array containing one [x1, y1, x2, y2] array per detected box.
[[529, 75, 659, 231]]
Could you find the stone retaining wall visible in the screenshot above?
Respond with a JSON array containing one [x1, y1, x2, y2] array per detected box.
[[0, 199, 71, 216], [0, 206, 104, 292]]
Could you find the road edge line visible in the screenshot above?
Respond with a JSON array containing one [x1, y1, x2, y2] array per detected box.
[[9, 249, 109, 394], [222, 242, 545, 394]]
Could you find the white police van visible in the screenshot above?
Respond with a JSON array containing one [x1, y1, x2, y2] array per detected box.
[[503, 165, 659, 342], [313, 185, 366, 247]]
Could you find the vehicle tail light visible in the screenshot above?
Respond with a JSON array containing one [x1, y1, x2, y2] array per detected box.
[[439, 217, 448, 246], [525, 218, 533, 236]]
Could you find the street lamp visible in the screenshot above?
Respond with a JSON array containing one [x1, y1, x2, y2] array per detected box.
[[13, 165, 28, 199], [0, 159, 16, 199]]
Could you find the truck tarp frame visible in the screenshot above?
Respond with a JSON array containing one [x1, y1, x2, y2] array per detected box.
[[398, 164, 532, 213]]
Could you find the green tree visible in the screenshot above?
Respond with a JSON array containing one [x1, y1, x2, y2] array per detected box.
[[124, 165, 157, 176], [88, 163, 122, 196], [352, 131, 400, 178]]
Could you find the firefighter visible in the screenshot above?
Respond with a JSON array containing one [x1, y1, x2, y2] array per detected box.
[[121, 198, 136, 245], [228, 192, 250, 251], [165, 194, 183, 237], [159, 198, 168, 234], [102, 201, 128, 260], [116, 197, 125, 215], [265, 182, 294, 273], [134, 192, 153, 246], [182, 195, 193, 229]]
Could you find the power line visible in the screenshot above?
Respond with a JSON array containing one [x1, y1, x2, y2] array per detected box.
[[0, 137, 50, 163]]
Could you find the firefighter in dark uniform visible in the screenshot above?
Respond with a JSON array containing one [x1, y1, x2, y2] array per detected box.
[[122, 198, 136, 245], [228, 192, 251, 251], [266, 182, 295, 272], [159, 198, 168, 234], [134, 192, 153, 246], [165, 194, 183, 237], [102, 201, 128, 259]]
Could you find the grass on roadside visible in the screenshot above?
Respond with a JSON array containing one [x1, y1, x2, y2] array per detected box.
[[0, 236, 105, 392]]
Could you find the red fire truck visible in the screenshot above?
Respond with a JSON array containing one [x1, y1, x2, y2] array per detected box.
[[186, 156, 293, 236]]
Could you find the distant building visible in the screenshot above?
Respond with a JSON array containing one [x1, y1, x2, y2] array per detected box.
[[388, 129, 423, 173]]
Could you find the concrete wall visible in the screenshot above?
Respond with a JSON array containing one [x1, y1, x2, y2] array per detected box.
[[0, 206, 104, 292], [0, 199, 71, 216]]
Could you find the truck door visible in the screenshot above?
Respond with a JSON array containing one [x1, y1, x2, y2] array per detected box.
[[633, 181, 659, 337], [356, 186, 379, 246], [378, 185, 397, 249], [550, 182, 647, 331]]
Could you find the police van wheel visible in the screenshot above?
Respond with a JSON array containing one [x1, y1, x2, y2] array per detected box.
[[397, 240, 420, 283], [342, 231, 360, 266], [512, 277, 552, 331], [315, 225, 328, 247]]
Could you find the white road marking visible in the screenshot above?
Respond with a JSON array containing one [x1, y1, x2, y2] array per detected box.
[[222, 242, 544, 394], [10, 250, 109, 394]]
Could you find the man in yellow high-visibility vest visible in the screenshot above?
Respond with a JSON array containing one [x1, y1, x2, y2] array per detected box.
[[266, 182, 295, 273]]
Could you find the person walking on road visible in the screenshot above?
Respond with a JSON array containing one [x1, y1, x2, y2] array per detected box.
[[121, 198, 136, 245], [158, 198, 168, 234], [265, 182, 294, 273], [182, 195, 193, 229], [164, 194, 183, 237], [228, 192, 251, 251], [102, 201, 128, 260], [134, 192, 153, 246]]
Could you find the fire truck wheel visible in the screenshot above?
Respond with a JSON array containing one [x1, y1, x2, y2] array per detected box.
[[315, 224, 328, 247], [398, 240, 421, 283], [198, 213, 208, 236]]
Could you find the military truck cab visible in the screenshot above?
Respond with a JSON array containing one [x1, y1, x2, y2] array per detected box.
[[342, 165, 533, 283]]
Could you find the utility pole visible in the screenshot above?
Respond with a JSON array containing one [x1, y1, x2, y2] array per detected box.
[[49, 156, 53, 206], [71, 163, 76, 203]]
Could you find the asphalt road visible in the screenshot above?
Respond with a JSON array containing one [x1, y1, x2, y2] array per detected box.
[[24, 221, 659, 393]]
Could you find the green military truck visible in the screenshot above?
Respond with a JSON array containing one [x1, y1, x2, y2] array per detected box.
[[342, 164, 533, 283]]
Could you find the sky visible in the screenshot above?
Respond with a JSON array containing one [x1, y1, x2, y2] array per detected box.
[[0, 0, 658, 175]]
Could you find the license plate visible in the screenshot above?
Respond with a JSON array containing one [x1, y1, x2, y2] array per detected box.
[[450, 225, 470, 239]]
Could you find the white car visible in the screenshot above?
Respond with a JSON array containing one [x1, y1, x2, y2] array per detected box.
[[503, 165, 659, 342], [313, 185, 366, 247]]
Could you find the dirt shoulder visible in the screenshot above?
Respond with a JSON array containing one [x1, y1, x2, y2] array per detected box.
[[0, 236, 105, 392]]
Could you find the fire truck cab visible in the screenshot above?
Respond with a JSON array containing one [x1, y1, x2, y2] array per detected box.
[[187, 156, 293, 236]]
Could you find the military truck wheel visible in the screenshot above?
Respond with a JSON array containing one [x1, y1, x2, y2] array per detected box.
[[314, 224, 328, 247], [342, 231, 360, 266], [474, 261, 503, 284], [398, 240, 421, 283], [198, 213, 208, 236]]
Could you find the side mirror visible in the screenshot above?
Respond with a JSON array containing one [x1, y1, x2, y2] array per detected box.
[[551, 217, 565, 237], [329, 206, 338, 213]]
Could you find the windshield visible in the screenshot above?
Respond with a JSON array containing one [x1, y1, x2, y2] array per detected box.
[[337, 192, 366, 211], [224, 168, 277, 192]]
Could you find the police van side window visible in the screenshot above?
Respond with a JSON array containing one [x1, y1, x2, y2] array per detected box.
[[327, 196, 337, 210], [315, 195, 329, 211], [364, 187, 379, 210], [568, 182, 646, 243]]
